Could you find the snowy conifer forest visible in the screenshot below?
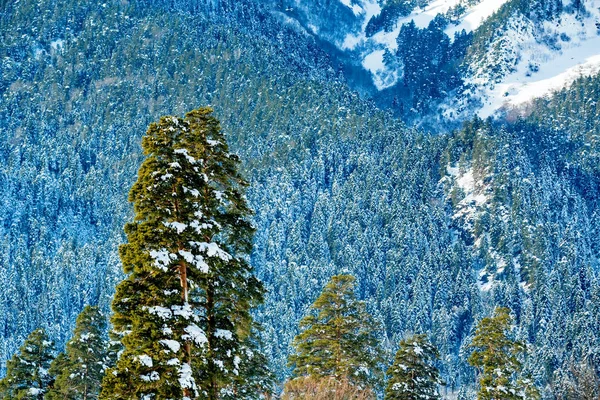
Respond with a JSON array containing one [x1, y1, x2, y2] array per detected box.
[[1, 0, 600, 398]]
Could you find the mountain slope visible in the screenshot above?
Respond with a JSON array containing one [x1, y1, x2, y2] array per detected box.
[[1, 0, 600, 397], [270, 0, 600, 128]]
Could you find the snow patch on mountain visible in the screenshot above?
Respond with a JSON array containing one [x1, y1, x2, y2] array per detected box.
[[475, 8, 600, 117], [446, 165, 488, 230], [362, 50, 400, 89], [441, 0, 600, 120], [339, 0, 365, 16], [446, 0, 512, 37], [340, 0, 511, 90], [480, 37, 600, 117]]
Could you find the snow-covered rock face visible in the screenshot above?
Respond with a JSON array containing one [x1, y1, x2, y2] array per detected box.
[[265, 0, 600, 124], [467, 1, 600, 118]]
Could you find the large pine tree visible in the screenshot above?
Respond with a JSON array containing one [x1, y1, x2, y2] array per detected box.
[[384, 334, 442, 400], [468, 307, 539, 400], [46, 306, 111, 400], [287, 274, 383, 393], [0, 329, 55, 400], [100, 107, 267, 399]]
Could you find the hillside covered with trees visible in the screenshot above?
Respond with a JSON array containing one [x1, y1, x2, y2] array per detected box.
[[1, 0, 600, 398]]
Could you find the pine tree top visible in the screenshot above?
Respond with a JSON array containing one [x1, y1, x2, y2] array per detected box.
[[468, 307, 539, 400], [0, 328, 55, 400], [289, 274, 384, 390], [385, 334, 442, 400]]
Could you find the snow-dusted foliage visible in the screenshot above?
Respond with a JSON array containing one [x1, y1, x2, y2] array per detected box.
[[385, 334, 443, 400], [0, 329, 55, 399], [47, 306, 113, 400], [100, 108, 268, 399], [1, 0, 600, 397]]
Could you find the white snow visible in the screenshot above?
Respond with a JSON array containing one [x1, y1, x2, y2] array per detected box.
[[149, 249, 174, 271], [178, 249, 210, 273], [159, 339, 181, 353], [339, 0, 363, 15], [137, 354, 153, 367], [184, 324, 208, 346], [174, 148, 196, 163], [197, 242, 232, 261], [178, 363, 197, 390], [447, 165, 488, 223], [341, 0, 510, 89], [79, 333, 93, 341], [189, 220, 216, 233], [479, 36, 600, 117], [164, 221, 187, 234], [147, 306, 172, 320], [368, 0, 465, 52], [172, 303, 195, 319], [183, 186, 200, 197], [362, 50, 399, 90], [215, 329, 234, 340], [50, 39, 64, 51], [342, 0, 600, 101], [446, 0, 511, 37], [413, 344, 424, 355], [141, 371, 160, 382], [461, 2, 600, 118]]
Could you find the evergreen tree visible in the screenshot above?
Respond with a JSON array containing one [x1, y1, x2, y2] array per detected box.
[[46, 306, 111, 400], [99, 107, 267, 400], [0, 328, 55, 400], [229, 333, 275, 399], [468, 307, 539, 400], [385, 334, 442, 400], [287, 274, 383, 392]]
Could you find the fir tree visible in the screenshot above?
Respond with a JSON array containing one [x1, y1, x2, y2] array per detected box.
[[468, 307, 539, 400], [287, 274, 383, 392], [46, 306, 111, 400], [99, 107, 267, 400], [229, 332, 275, 399], [0, 328, 55, 400], [385, 334, 442, 400]]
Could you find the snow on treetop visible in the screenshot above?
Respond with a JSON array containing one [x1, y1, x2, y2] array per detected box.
[[215, 329, 233, 340], [149, 248, 175, 272], [183, 324, 208, 346], [146, 304, 198, 321], [178, 249, 210, 273], [164, 221, 187, 234], [141, 371, 160, 382], [196, 242, 232, 262], [137, 354, 153, 367], [413, 344, 424, 355], [179, 363, 197, 391], [174, 148, 197, 164], [159, 339, 181, 353]]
